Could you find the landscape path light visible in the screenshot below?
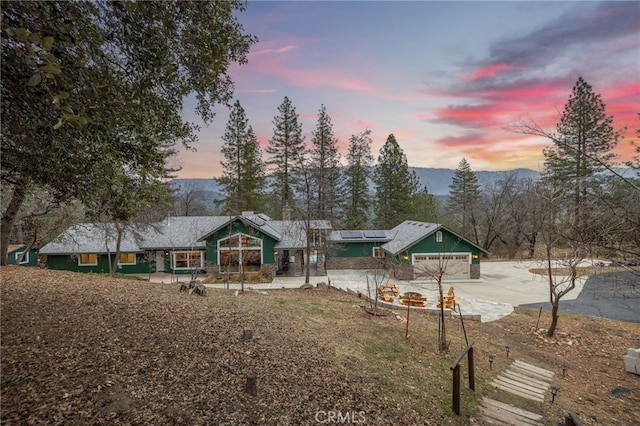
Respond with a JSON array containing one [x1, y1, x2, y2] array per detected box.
[[488, 354, 495, 370], [505, 345, 510, 358], [550, 386, 558, 403], [561, 364, 568, 377]]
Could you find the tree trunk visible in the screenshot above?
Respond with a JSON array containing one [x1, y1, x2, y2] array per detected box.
[[110, 224, 124, 274], [16, 227, 38, 265], [1, 182, 27, 266], [547, 301, 559, 337]]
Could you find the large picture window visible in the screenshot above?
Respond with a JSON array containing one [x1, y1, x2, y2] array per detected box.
[[79, 253, 97, 266], [173, 251, 204, 270], [218, 233, 262, 272]]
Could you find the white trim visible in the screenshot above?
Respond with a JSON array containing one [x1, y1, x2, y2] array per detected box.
[[172, 250, 204, 270], [15, 251, 29, 264], [435, 231, 443, 243], [217, 232, 264, 267]]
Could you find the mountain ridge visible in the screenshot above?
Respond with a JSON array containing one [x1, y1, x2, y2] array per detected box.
[[170, 167, 541, 197]]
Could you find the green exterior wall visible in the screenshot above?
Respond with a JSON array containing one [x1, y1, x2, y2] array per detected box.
[[45, 253, 151, 274], [7, 247, 38, 266], [331, 241, 384, 258], [400, 229, 481, 265], [204, 220, 277, 267]]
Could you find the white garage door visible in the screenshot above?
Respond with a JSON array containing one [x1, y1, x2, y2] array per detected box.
[[413, 254, 470, 279]]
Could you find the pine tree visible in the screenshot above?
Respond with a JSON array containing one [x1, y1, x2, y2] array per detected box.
[[266, 96, 306, 219], [310, 104, 343, 222], [218, 100, 266, 214], [542, 77, 619, 233], [343, 130, 374, 229], [372, 134, 420, 229], [447, 158, 481, 239]]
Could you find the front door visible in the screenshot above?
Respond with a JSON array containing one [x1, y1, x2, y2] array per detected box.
[[156, 251, 165, 272]]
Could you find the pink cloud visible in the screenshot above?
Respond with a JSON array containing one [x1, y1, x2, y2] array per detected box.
[[461, 63, 524, 81], [250, 44, 299, 56]]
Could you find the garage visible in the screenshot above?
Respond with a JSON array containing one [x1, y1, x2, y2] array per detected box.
[[413, 253, 470, 279]]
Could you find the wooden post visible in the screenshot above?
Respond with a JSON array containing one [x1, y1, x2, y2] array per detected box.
[[245, 372, 257, 396], [452, 364, 461, 415], [450, 341, 475, 416], [565, 412, 582, 426]]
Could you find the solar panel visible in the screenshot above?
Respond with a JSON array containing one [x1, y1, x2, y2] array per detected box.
[[363, 230, 386, 238], [340, 231, 362, 239]]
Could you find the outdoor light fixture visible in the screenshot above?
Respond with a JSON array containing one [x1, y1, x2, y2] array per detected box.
[[505, 345, 510, 358], [561, 364, 568, 377], [550, 386, 559, 403], [402, 255, 409, 261], [472, 254, 479, 259], [488, 354, 495, 370]]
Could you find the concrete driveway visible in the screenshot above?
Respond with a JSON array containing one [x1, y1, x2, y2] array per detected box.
[[153, 261, 638, 323]]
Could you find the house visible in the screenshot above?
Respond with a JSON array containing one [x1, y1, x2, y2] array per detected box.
[[40, 213, 487, 279], [40, 213, 332, 276], [7, 244, 38, 267], [327, 221, 488, 280]]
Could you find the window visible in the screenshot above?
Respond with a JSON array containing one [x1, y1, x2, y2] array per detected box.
[[218, 233, 262, 272], [79, 253, 97, 266], [173, 251, 204, 270], [373, 247, 384, 257], [435, 231, 443, 243], [119, 252, 136, 265], [15, 251, 29, 264]]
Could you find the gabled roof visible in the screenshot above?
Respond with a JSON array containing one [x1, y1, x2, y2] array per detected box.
[[143, 216, 227, 249], [382, 221, 440, 255], [197, 213, 283, 242], [40, 214, 334, 255], [381, 220, 490, 256]]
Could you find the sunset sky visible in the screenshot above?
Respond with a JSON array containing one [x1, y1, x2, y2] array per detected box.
[[176, 1, 640, 179]]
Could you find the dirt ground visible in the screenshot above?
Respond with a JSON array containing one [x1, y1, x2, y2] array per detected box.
[[2, 266, 639, 425]]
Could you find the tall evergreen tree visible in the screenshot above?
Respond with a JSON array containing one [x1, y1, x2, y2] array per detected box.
[[343, 130, 374, 229], [372, 134, 420, 229], [412, 186, 439, 223], [542, 77, 619, 234], [446, 158, 481, 240], [266, 96, 306, 219], [217, 100, 265, 214], [310, 104, 343, 222]]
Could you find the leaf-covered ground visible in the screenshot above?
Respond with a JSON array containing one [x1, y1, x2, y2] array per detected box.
[[2, 266, 639, 425]]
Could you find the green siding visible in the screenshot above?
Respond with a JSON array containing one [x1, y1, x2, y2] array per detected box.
[[402, 229, 482, 264], [204, 219, 277, 266], [333, 241, 383, 258], [46, 253, 151, 273], [7, 247, 37, 266]]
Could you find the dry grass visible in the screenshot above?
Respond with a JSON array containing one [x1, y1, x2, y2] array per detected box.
[[1, 266, 639, 425]]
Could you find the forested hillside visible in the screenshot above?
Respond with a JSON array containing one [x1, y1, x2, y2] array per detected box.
[[170, 167, 540, 198]]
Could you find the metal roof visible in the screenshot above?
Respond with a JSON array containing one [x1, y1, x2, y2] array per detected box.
[[142, 216, 227, 249], [40, 215, 333, 254], [40, 223, 144, 254], [381, 221, 440, 255]]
